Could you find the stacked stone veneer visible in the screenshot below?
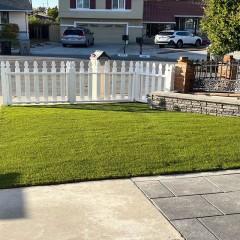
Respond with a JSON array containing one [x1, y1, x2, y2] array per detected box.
[[148, 92, 240, 117]]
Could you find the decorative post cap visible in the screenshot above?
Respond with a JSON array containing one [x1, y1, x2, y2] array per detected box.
[[223, 55, 234, 62], [177, 57, 189, 62]]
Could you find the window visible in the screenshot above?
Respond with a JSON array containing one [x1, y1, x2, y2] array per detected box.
[[77, 0, 90, 8], [185, 18, 194, 30], [0, 12, 9, 24], [112, 0, 125, 9]]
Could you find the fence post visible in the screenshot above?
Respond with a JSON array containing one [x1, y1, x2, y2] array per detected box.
[[165, 64, 175, 92], [67, 61, 76, 104], [133, 62, 140, 101], [128, 61, 134, 101], [1, 61, 11, 106], [91, 59, 98, 100], [218, 55, 237, 80], [174, 57, 195, 93]]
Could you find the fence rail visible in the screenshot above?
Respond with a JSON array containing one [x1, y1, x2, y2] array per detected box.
[[193, 60, 240, 92], [1, 60, 175, 105]]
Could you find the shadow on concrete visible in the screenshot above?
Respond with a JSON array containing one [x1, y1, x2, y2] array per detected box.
[[0, 173, 27, 219]]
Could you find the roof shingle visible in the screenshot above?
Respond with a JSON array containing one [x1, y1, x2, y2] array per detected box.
[[144, 0, 204, 23], [0, 0, 32, 11]]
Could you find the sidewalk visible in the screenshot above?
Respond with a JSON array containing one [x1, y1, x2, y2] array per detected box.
[[1, 169, 240, 240], [0, 179, 183, 240], [133, 169, 240, 240]]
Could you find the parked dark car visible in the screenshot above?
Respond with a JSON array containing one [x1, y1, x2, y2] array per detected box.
[[61, 27, 94, 47]]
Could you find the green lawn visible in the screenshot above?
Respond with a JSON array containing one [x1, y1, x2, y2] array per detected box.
[[1, 103, 240, 189]]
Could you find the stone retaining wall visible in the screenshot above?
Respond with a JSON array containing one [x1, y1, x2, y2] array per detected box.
[[148, 92, 240, 117]]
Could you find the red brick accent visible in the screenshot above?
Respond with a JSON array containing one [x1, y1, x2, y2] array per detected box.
[[174, 57, 195, 93]]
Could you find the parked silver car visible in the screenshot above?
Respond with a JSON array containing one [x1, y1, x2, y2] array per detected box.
[[61, 27, 94, 47]]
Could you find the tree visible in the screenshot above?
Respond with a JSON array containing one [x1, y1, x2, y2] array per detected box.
[[28, 16, 42, 24], [47, 6, 59, 21], [201, 0, 240, 56], [38, 6, 47, 13]]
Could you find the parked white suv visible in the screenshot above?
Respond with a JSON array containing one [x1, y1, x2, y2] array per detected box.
[[154, 30, 202, 48]]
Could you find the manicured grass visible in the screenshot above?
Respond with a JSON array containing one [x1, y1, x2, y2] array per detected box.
[[1, 103, 240, 189]]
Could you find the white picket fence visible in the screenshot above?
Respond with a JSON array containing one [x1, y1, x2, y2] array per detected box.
[[1, 60, 175, 106]]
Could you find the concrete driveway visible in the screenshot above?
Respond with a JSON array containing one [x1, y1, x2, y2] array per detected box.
[[0, 179, 183, 240]]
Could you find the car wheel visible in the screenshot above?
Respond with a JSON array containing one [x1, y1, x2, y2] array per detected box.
[[85, 41, 90, 47], [176, 40, 183, 49], [63, 44, 67, 47], [159, 44, 165, 48], [195, 39, 201, 47]]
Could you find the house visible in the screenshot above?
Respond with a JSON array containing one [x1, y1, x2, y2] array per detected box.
[[0, 0, 32, 39], [143, 0, 205, 36], [59, 0, 144, 44], [33, 14, 55, 22], [59, 0, 204, 44]]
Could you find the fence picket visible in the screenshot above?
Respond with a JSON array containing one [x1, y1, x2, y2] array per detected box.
[[33, 61, 40, 103], [112, 61, 117, 100], [133, 62, 139, 100], [51, 61, 57, 101], [60, 61, 66, 101], [42, 61, 48, 102], [88, 61, 92, 101], [104, 61, 110, 100], [1, 61, 10, 105], [151, 63, 156, 93], [96, 61, 101, 100], [6, 62, 12, 105], [15, 61, 22, 103], [144, 62, 150, 100], [121, 61, 126, 99], [67, 61, 76, 104], [157, 64, 163, 91], [139, 62, 144, 101], [164, 64, 174, 92], [23, 61, 31, 103], [128, 61, 133, 101], [79, 61, 85, 101]]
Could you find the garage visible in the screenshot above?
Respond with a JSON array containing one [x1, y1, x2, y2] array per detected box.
[[75, 22, 127, 44]]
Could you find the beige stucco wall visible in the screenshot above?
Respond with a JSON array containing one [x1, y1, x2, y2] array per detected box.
[[97, 1, 106, 9], [59, 0, 144, 19], [59, 0, 144, 43], [128, 27, 143, 43], [9, 12, 27, 32], [60, 18, 142, 29]]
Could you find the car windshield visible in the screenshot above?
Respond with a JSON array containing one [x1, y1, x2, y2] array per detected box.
[[158, 32, 174, 36], [64, 30, 83, 35]]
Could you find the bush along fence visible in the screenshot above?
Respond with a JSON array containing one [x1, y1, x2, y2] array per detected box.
[[148, 55, 240, 117], [1, 60, 175, 106]]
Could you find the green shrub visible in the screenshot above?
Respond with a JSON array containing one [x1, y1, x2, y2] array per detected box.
[[1, 23, 19, 39]]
